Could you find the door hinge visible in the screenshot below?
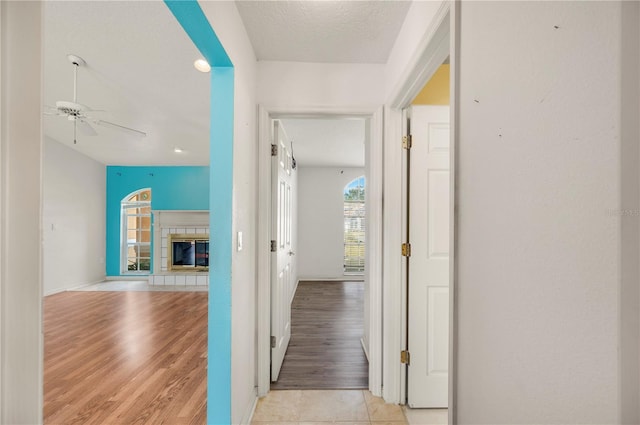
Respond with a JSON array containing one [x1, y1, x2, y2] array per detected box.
[[401, 350, 410, 365], [271, 144, 278, 156], [270, 240, 277, 252], [402, 134, 412, 149], [271, 336, 276, 348], [401, 243, 412, 257]]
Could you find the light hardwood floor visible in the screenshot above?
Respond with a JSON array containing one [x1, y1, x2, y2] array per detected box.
[[44, 291, 207, 424], [271, 280, 368, 390]]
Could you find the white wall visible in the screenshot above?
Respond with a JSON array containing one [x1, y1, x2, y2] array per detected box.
[[198, 2, 258, 424], [620, 1, 640, 422], [0, 2, 43, 422], [257, 61, 385, 107], [43, 137, 105, 295], [297, 167, 364, 280], [456, 2, 622, 423]]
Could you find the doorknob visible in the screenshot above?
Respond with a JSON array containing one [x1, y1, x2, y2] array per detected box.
[[288, 251, 295, 256]]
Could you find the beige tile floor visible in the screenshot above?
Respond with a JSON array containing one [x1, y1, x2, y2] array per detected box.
[[251, 390, 447, 425]]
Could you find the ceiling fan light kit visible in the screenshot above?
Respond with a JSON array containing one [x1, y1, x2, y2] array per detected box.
[[46, 54, 147, 144]]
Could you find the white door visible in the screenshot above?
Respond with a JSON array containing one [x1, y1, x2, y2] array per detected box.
[[271, 120, 295, 381], [407, 105, 450, 407]]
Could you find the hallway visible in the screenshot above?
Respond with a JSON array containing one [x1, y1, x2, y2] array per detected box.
[[271, 281, 368, 390]]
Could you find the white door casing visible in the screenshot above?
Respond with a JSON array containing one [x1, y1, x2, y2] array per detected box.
[[407, 105, 450, 408], [271, 120, 294, 381]]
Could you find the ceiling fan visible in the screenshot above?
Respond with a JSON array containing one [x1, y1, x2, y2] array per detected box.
[[45, 54, 146, 144]]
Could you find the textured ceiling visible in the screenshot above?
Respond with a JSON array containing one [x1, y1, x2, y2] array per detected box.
[[280, 118, 365, 168], [44, 1, 410, 166], [43, 1, 210, 166], [236, 0, 411, 63]]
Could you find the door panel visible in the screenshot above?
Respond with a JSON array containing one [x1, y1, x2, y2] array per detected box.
[[407, 105, 450, 408], [271, 120, 295, 381]]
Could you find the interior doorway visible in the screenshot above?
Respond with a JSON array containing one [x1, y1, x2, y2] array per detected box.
[[268, 117, 369, 390], [387, 5, 453, 415], [257, 108, 384, 397]]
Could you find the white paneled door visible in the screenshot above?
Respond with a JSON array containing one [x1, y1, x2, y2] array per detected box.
[[407, 105, 450, 407], [271, 120, 295, 381]]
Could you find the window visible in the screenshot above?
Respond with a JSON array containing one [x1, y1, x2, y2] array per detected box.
[[344, 176, 365, 274], [121, 189, 152, 273]]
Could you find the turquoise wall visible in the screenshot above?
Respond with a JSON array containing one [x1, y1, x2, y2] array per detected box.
[[164, 1, 235, 423], [105, 165, 209, 276]]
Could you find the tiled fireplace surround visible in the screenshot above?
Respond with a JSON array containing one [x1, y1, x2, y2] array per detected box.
[[148, 210, 209, 286]]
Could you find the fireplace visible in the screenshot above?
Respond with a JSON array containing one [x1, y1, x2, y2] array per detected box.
[[168, 233, 209, 271]]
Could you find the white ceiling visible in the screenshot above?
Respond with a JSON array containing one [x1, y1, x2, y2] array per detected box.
[[43, 1, 210, 166], [280, 118, 365, 168], [43, 1, 410, 166], [236, 1, 410, 63]]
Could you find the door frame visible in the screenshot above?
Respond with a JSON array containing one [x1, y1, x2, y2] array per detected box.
[[381, 0, 458, 417], [257, 105, 384, 397]]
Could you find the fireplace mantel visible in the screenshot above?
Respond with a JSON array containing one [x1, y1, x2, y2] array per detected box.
[[152, 210, 209, 228]]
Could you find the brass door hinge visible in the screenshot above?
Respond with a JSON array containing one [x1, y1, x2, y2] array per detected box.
[[401, 243, 412, 257], [271, 336, 276, 348], [270, 240, 277, 252], [271, 144, 278, 156], [401, 350, 410, 365], [402, 135, 412, 149]]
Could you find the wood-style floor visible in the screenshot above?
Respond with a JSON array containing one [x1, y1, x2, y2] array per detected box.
[[44, 291, 207, 424], [271, 280, 368, 390]]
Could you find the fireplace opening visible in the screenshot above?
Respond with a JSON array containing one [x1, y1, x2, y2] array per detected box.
[[168, 234, 209, 271]]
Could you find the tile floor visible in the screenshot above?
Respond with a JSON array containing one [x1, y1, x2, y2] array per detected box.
[[71, 279, 207, 292], [251, 390, 447, 425]]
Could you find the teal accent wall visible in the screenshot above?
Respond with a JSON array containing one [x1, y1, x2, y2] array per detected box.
[[106, 166, 209, 276], [164, 1, 235, 424]]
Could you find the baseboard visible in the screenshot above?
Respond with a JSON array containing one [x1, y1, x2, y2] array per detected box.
[[290, 278, 301, 303], [239, 388, 258, 425], [44, 277, 107, 297], [360, 337, 370, 362], [298, 276, 365, 282]]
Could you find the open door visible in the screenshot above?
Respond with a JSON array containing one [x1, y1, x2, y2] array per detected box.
[[407, 105, 450, 407], [271, 120, 295, 381]]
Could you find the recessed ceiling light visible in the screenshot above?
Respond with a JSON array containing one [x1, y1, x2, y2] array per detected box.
[[193, 58, 211, 73], [174, 147, 184, 153]]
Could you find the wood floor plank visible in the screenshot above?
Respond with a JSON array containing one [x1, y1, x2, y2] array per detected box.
[[44, 291, 207, 424], [271, 280, 368, 390]]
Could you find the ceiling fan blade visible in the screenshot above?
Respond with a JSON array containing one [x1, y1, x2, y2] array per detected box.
[[77, 118, 98, 136], [95, 120, 146, 138], [44, 105, 63, 116]]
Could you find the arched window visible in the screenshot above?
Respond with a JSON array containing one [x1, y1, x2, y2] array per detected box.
[[344, 176, 365, 274], [121, 188, 152, 273]]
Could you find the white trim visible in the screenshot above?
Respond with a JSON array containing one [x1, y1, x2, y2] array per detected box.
[[43, 278, 107, 296], [388, 1, 451, 109], [449, 3, 460, 423], [367, 106, 384, 396], [382, 0, 454, 410], [360, 337, 370, 362], [239, 389, 258, 425], [256, 105, 384, 398], [256, 105, 271, 397], [383, 107, 404, 404]]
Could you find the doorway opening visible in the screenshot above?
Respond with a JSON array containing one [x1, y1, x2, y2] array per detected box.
[[257, 108, 384, 396], [268, 117, 369, 390], [403, 56, 451, 410]]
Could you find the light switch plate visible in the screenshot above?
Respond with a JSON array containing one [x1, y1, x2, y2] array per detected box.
[[237, 231, 243, 251]]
